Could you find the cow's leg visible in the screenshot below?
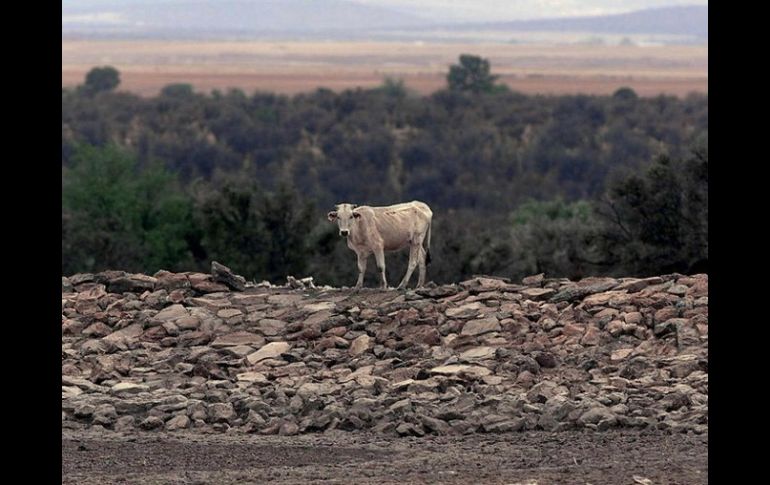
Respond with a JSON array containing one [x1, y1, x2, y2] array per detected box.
[[354, 251, 369, 289], [417, 246, 427, 288], [397, 244, 420, 289], [374, 246, 388, 289]]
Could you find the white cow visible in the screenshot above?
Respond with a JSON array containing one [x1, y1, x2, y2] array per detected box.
[[327, 201, 433, 290]]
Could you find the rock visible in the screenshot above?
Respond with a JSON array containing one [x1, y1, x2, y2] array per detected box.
[[583, 291, 627, 307], [114, 416, 135, 432], [257, 319, 286, 336], [110, 383, 149, 395], [211, 261, 246, 291], [208, 403, 236, 423], [212, 331, 266, 348], [152, 304, 189, 324], [578, 406, 616, 425], [246, 342, 291, 364], [521, 288, 556, 301], [420, 415, 451, 434], [61, 269, 707, 437], [165, 414, 190, 431], [483, 419, 525, 433], [396, 422, 425, 437], [107, 274, 157, 294], [139, 416, 164, 430], [430, 365, 492, 377], [534, 352, 559, 368], [667, 284, 689, 296], [70, 273, 95, 286], [527, 381, 568, 403], [401, 325, 441, 345], [349, 335, 372, 356], [297, 382, 338, 398], [580, 325, 603, 346], [74, 404, 95, 419], [549, 279, 618, 303], [446, 302, 483, 318], [461, 317, 500, 336], [611, 348, 634, 361], [82, 322, 112, 338], [217, 308, 243, 319], [279, 421, 299, 436], [522, 273, 544, 286], [675, 320, 701, 348], [237, 371, 268, 383], [459, 346, 496, 360], [624, 312, 643, 325]]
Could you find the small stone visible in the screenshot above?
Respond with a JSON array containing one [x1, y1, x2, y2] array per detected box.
[[430, 365, 492, 377], [165, 415, 190, 431], [459, 346, 496, 360], [140, 416, 164, 430], [246, 342, 291, 364], [208, 403, 236, 423], [211, 331, 266, 348], [611, 348, 634, 361], [349, 334, 372, 356], [520, 288, 556, 300], [461, 317, 500, 336], [110, 382, 149, 395], [522, 273, 545, 286], [236, 371, 268, 383]]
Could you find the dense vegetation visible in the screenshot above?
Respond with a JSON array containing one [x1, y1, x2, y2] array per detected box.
[[62, 56, 708, 286]]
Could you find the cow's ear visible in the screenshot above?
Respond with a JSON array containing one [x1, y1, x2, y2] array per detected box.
[[353, 212, 362, 219], [327, 211, 338, 222], [351, 204, 358, 208]]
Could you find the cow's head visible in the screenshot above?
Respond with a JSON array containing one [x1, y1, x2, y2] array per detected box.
[[327, 203, 360, 237]]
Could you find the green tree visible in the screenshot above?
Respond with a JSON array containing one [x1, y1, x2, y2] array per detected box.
[[447, 54, 502, 93], [596, 147, 708, 275], [81, 66, 121, 95], [507, 199, 603, 279], [62, 144, 195, 274], [193, 174, 315, 283]]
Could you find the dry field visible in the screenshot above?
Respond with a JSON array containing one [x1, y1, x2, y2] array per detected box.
[[62, 39, 708, 97]]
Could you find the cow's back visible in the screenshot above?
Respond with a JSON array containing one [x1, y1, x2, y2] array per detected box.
[[365, 201, 431, 251]]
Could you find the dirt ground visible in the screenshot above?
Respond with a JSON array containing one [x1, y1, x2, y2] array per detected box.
[[62, 428, 707, 484], [61, 40, 708, 97]]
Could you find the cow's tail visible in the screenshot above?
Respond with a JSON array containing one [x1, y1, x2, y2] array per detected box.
[[425, 221, 432, 265]]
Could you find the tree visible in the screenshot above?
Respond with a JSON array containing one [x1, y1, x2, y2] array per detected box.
[[596, 148, 708, 275], [62, 144, 195, 274], [81, 66, 121, 95], [447, 54, 501, 93], [192, 174, 315, 283]]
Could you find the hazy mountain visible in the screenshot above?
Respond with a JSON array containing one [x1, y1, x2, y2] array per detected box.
[[62, 0, 429, 36], [451, 5, 707, 39], [62, 1, 707, 41]]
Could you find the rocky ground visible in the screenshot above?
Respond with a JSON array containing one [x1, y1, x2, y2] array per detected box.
[[62, 265, 708, 483]]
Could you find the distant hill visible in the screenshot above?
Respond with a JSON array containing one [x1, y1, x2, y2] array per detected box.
[[62, 1, 707, 42], [62, 0, 428, 36], [450, 5, 708, 40]]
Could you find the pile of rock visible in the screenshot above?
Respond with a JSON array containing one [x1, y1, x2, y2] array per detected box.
[[62, 267, 708, 436]]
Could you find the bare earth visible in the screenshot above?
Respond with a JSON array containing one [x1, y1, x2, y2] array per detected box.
[[61, 40, 708, 97], [62, 428, 707, 484]]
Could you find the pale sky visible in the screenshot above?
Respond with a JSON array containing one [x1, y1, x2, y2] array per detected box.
[[351, 0, 708, 22]]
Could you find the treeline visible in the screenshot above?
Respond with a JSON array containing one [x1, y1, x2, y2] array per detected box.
[[62, 60, 707, 285]]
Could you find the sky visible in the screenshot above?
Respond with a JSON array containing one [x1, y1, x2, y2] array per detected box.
[[349, 0, 707, 22]]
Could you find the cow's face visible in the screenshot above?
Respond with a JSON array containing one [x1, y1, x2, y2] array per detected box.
[[327, 203, 360, 237]]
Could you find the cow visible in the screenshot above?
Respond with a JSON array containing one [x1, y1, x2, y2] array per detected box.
[[327, 201, 433, 290]]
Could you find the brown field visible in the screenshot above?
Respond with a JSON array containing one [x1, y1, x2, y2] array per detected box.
[[62, 40, 708, 97]]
